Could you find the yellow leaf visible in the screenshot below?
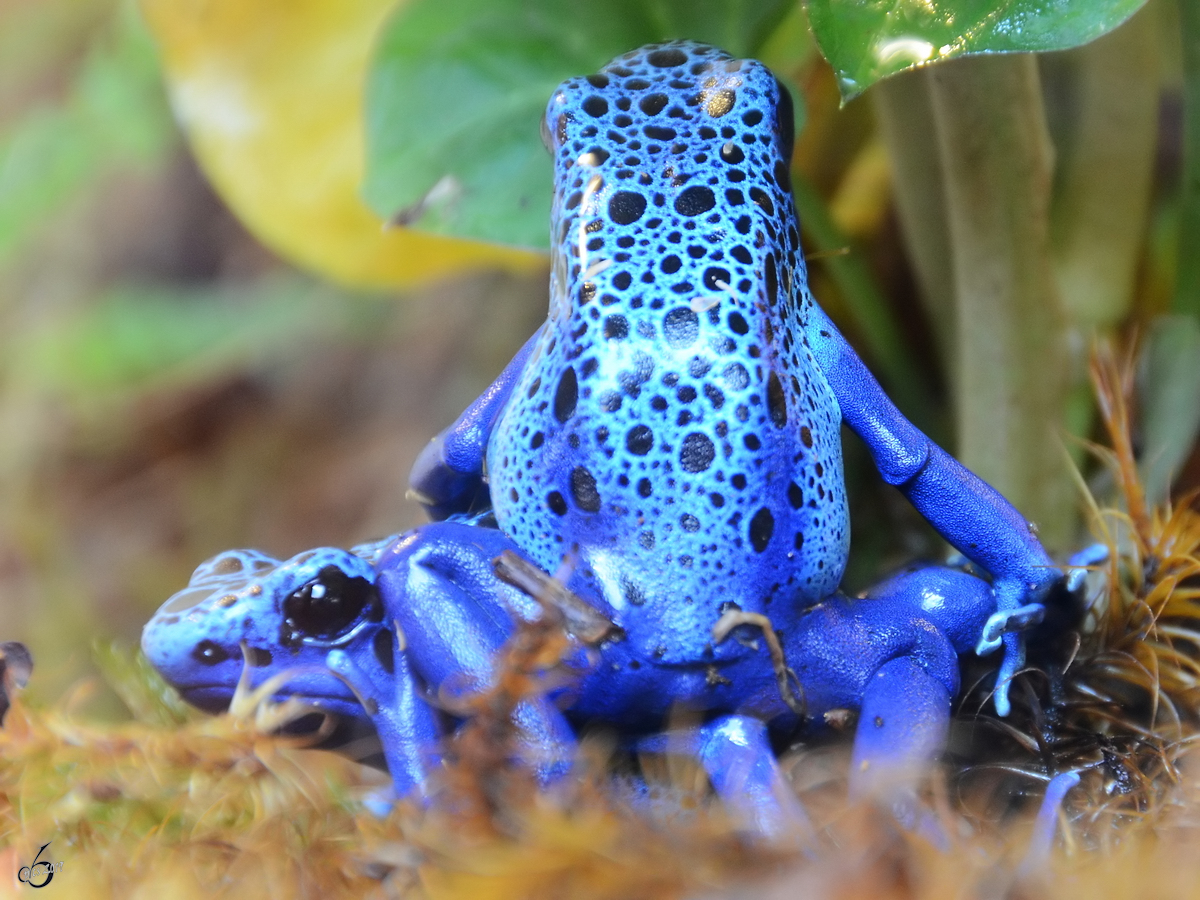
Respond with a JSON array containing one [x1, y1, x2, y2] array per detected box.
[[139, 0, 546, 288]]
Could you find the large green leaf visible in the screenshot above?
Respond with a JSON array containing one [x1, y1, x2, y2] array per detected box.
[[363, 0, 795, 250], [807, 0, 1148, 99]]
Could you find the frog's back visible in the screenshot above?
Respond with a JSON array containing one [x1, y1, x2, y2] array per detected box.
[[489, 43, 848, 646]]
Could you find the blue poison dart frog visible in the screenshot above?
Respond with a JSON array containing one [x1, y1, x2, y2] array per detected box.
[[144, 42, 1070, 837]]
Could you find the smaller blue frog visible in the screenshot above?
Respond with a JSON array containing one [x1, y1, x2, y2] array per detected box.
[[145, 518, 1056, 833]]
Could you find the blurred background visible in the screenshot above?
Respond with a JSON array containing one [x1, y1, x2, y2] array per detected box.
[[1, 0, 1193, 712], [0, 0, 549, 709]]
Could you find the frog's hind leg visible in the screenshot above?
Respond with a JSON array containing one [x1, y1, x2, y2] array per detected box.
[[849, 655, 952, 843], [375, 522, 577, 786], [1017, 770, 1080, 875], [847, 564, 996, 841], [697, 715, 814, 844]]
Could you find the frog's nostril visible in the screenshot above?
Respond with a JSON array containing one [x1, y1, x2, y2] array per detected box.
[[246, 646, 272, 668], [192, 640, 230, 667]]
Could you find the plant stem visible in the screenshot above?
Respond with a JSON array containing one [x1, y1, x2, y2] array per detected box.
[[1044, 7, 1159, 462], [927, 55, 1073, 548], [1047, 5, 1158, 330], [872, 69, 954, 368]]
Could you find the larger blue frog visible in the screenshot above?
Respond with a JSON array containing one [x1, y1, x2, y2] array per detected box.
[[143, 41, 1065, 836]]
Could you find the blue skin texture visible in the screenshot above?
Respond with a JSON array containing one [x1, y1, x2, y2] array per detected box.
[[410, 41, 1058, 712], [143, 42, 1063, 835]]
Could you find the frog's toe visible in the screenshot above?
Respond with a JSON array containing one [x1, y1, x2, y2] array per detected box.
[[1018, 770, 1080, 875], [1065, 543, 1109, 593], [989, 632, 1028, 718], [976, 603, 1045, 653], [361, 786, 397, 819]]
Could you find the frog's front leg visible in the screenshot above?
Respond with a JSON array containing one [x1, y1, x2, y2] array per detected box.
[[408, 325, 544, 520], [374, 522, 578, 783], [327, 634, 441, 801], [804, 305, 1060, 715]]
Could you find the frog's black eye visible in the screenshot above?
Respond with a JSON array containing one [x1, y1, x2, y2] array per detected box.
[[773, 77, 795, 168], [281, 565, 380, 649], [540, 114, 554, 153]]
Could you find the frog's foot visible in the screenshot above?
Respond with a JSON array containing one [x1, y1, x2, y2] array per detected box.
[[640, 715, 813, 848], [976, 602, 1043, 715], [327, 637, 442, 803], [976, 603, 1046, 654], [978, 548, 1109, 717], [977, 570, 1063, 716], [1018, 770, 1081, 876], [407, 433, 492, 521], [1064, 543, 1110, 603]]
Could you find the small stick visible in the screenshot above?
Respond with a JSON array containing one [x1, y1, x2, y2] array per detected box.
[[712, 611, 806, 719], [492, 551, 619, 646]]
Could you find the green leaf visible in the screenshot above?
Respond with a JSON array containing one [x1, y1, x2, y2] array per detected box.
[[363, 0, 795, 249], [807, 0, 1148, 100]]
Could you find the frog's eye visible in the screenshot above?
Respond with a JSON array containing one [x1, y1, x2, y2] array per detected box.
[[280, 565, 381, 649]]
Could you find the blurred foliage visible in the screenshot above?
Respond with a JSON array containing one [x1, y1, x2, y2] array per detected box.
[[0, 0, 171, 267], [137, 0, 544, 288]]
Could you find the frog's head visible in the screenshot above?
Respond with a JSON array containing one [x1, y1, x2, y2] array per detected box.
[[141, 537, 400, 719], [541, 40, 796, 249]]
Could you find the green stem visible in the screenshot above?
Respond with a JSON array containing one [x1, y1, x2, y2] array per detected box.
[[926, 55, 1073, 548], [1044, 7, 1159, 467], [1178, 0, 1200, 318], [792, 175, 934, 429], [872, 69, 954, 368]]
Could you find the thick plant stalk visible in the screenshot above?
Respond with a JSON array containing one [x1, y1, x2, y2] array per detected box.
[[1048, 6, 1158, 329], [872, 69, 954, 367], [927, 55, 1072, 547], [1045, 8, 1159, 458]]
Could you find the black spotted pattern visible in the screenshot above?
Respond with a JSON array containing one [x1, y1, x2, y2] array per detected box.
[[487, 41, 848, 655]]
